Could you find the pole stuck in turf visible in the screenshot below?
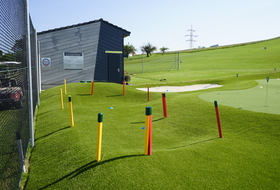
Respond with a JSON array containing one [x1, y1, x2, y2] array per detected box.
[[265, 76, 269, 107], [236, 74, 239, 93], [122, 81, 126, 95], [162, 93, 168, 117], [68, 95, 74, 127], [90, 81, 94, 95], [144, 106, 152, 155], [147, 87, 150, 102], [64, 79, 67, 94], [214, 101, 223, 138], [60, 88, 64, 109], [96, 113, 103, 161]]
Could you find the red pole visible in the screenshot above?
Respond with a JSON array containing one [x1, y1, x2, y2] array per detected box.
[[162, 93, 168, 117], [214, 101, 223, 138], [147, 87, 150, 102]]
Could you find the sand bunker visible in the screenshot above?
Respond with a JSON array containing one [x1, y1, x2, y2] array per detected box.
[[136, 84, 222, 92]]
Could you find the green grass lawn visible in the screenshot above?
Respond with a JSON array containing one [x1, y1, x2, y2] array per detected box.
[[200, 79, 280, 115], [24, 38, 280, 189]]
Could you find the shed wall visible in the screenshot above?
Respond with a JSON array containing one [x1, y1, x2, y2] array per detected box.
[[38, 22, 101, 86], [94, 22, 125, 83]]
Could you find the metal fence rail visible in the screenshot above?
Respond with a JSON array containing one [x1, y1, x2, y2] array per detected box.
[[0, 0, 39, 189]]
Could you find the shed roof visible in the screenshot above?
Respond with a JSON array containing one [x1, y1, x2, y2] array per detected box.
[[37, 18, 130, 37]]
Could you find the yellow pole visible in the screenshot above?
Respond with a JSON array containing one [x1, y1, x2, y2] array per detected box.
[[144, 115, 149, 155], [68, 95, 74, 127], [64, 79, 67, 94], [60, 88, 64, 109], [96, 113, 103, 161]]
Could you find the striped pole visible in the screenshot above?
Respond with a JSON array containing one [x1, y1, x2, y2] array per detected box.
[[60, 88, 64, 109], [144, 106, 152, 155], [96, 113, 103, 161], [68, 96, 74, 127], [162, 93, 168, 117], [64, 79, 67, 94], [214, 101, 222, 138], [90, 81, 94, 95]]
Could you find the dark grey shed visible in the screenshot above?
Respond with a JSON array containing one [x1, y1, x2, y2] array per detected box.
[[38, 18, 130, 89]]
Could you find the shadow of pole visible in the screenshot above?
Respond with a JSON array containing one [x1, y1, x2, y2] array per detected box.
[[35, 126, 71, 142], [38, 154, 145, 190]]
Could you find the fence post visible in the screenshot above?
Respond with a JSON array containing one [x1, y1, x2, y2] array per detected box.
[[26, 0, 34, 147], [16, 132, 26, 173]]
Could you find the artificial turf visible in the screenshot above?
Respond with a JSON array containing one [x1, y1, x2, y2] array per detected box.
[[199, 79, 280, 115], [24, 81, 280, 189], [23, 38, 280, 189]]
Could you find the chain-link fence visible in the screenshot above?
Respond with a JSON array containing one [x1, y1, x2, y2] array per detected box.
[[124, 52, 182, 74], [0, 0, 39, 189]]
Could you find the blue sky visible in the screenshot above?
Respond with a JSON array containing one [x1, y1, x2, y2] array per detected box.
[[29, 0, 280, 53]]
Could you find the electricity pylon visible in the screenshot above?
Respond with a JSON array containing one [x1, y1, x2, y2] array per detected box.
[[185, 25, 197, 49]]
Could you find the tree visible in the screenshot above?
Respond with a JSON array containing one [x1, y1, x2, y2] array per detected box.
[[124, 43, 137, 58], [141, 43, 157, 57], [160, 47, 169, 55]]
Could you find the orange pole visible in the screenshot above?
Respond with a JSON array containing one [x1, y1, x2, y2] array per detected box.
[[144, 106, 152, 155], [90, 81, 94, 95]]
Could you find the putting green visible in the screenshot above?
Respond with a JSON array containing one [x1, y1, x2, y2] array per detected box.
[[199, 79, 280, 115]]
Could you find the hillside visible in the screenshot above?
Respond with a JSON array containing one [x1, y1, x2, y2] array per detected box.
[[24, 37, 280, 189], [124, 37, 280, 85]]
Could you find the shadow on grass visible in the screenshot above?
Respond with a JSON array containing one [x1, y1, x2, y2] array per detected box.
[[35, 126, 71, 142], [168, 138, 218, 150], [131, 117, 165, 124], [37, 108, 60, 116], [106, 94, 123, 97], [38, 154, 144, 190]]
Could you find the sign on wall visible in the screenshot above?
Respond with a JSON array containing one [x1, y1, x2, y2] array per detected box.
[[41, 58, 51, 70], [63, 52, 84, 70]]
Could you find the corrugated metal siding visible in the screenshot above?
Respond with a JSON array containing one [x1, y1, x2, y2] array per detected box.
[[38, 22, 101, 86], [94, 22, 127, 83], [38, 19, 130, 88]]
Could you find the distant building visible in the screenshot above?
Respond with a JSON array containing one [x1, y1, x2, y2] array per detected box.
[[38, 19, 130, 89], [210, 44, 219, 48]]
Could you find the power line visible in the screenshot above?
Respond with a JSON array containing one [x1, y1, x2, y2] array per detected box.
[[185, 25, 197, 49]]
